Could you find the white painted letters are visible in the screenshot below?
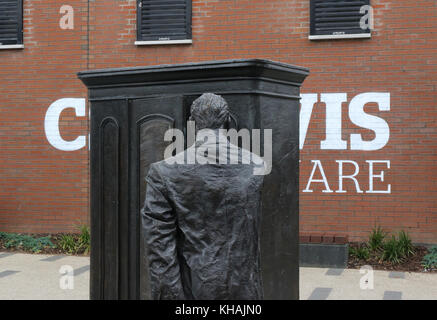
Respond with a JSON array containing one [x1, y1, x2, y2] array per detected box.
[[336, 160, 363, 193], [366, 160, 391, 193], [44, 98, 86, 151], [320, 93, 348, 150], [299, 92, 390, 151], [349, 92, 390, 151], [299, 94, 317, 150], [303, 160, 334, 193]]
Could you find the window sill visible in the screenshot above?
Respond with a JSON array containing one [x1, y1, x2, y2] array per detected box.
[[0, 44, 24, 50], [309, 34, 371, 40], [135, 40, 192, 46]]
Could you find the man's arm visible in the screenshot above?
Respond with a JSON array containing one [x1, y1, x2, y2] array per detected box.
[[141, 163, 184, 300]]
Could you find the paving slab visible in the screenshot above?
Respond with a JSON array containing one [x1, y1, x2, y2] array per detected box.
[[388, 271, 405, 279], [325, 268, 344, 276], [383, 291, 402, 300], [307, 287, 332, 300]]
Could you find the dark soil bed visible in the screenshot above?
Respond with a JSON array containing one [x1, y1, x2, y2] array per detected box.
[[0, 233, 89, 257], [2, 235, 434, 273], [347, 242, 435, 273]]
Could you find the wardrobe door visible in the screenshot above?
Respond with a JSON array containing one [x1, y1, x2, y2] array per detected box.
[[129, 96, 185, 299]]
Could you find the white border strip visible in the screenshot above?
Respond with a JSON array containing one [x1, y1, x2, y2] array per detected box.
[[309, 33, 371, 40], [135, 40, 192, 46], [0, 44, 24, 50]]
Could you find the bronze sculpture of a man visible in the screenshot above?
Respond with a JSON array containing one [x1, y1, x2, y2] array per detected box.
[[141, 93, 265, 300]]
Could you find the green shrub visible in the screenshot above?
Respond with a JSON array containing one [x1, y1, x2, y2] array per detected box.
[[0, 232, 54, 253], [57, 224, 90, 255], [58, 234, 77, 254], [349, 228, 416, 265], [381, 235, 403, 264], [422, 246, 437, 270], [350, 245, 370, 260], [368, 226, 386, 251], [398, 230, 414, 257], [77, 224, 90, 255]]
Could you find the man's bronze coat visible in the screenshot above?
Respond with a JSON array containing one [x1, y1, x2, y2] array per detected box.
[[141, 131, 265, 300]]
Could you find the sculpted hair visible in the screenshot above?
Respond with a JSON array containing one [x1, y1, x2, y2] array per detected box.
[[190, 93, 229, 130]]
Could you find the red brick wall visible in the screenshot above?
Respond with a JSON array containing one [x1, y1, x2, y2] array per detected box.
[[0, 0, 89, 233], [0, 0, 436, 243]]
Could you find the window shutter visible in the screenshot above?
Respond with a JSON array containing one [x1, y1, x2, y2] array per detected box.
[[137, 0, 192, 41], [0, 0, 23, 45], [310, 0, 371, 37]]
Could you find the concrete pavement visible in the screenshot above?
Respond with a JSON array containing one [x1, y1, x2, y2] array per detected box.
[[0, 252, 89, 300], [1, 252, 436, 300], [300, 266, 437, 300]]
